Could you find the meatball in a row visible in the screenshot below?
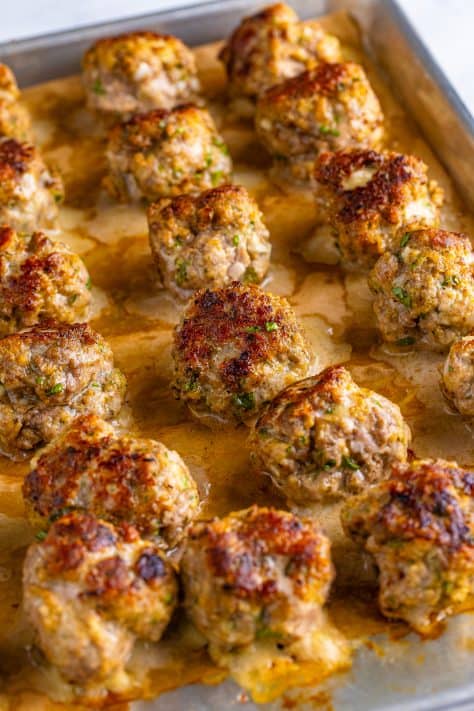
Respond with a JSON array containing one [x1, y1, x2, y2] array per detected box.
[[0, 226, 91, 336], [23, 413, 199, 550], [181, 505, 334, 657], [0, 63, 32, 141], [311, 149, 443, 271], [250, 365, 410, 504], [256, 63, 384, 182], [0, 322, 125, 457], [147, 184, 271, 300], [104, 105, 232, 202], [442, 335, 474, 416], [369, 228, 474, 351], [342, 458, 474, 635], [0, 138, 63, 233], [219, 3, 341, 116], [82, 31, 201, 119], [23, 512, 177, 685], [172, 282, 311, 425]]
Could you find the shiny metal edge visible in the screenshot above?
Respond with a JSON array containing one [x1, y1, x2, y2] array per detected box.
[[0, 1, 473, 709]]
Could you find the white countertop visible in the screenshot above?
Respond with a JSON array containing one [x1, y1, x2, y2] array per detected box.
[[0, 0, 473, 115]]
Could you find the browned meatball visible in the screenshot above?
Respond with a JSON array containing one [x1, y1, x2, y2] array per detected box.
[[0, 323, 125, 457], [219, 3, 341, 117], [104, 105, 232, 202], [23, 413, 199, 550], [82, 31, 201, 118], [172, 282, 312, 425], [442, 335, 474, 416], [147, 184, 271, 300], [256, 63, 384, 182], [341, 459, 474, 634], [0, 138, 63, 232], [23, 512, 177, 684], [310, 149, 444, 271], [249, 365, 411, 503], [181, 505, 333, 656], [0, 226, 91, 335], [369, 228, 474, 350], [0, 63, 32, 141]]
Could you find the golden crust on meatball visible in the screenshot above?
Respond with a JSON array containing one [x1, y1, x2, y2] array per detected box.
[[0, 323, 125, 457], [23, 512, 177, 684], [312, 149, 443, 270], [181, 505, 333, 654], [82, 31, 201, 118], [0, 138, 63, 231], [219, 3, 341, 116], [341, 459, 474, 634], [249, 365, 411, 503], [104, 105, 232, 202], [441, 334, 474, 416], [0, 64, 32, 141], [0, 226, 91, 336], [172, 282, 312, 425], [369, 228, 474, 350], [23, 413, 199, 549], [256, 63, 384, 181], [147, 184, 271, 300]]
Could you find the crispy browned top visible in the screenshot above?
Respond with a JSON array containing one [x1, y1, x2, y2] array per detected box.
[[0, 321, 97, 350], [174, 282, 294, 389], [377, 460, 474, 552], [109, 104, 207, 150], [189, 505, 329, 599], [262, 63, 350, 104], [87, 30, 177, 52], [315, 149, 420, 224], [403, 227, 472, 252], [0, 138, 34, 176]]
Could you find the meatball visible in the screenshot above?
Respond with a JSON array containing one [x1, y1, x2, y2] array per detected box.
[[441, 335, 474, 416], [82, 31, 201, 118], [0, 226, 91, 335], [0, 322, 126, 457], [369, 228, 474, 350], [181, 505, 333, 655], [0, 63, 32, 141], [0, 138, 63, 232], [172, 282, 311, 425], [249, 365, 411, 503], [104, 105, 232, 202], [147, 184, 271, 300], [219, 3, 341, 116], [23, 512, 177, 684], [256, 63, 384, 182], [341, 459, 474, 634], [312, 149, 444, 271], [23, 413, 199, 549]]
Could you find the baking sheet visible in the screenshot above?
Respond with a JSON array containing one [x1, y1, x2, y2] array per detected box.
[[0, 2, 473, 710]]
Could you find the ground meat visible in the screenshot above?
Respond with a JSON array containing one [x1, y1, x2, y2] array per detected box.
[[147, 184, 271, 300], [0, 226, 91, 336], [0, 138, 63, 232], [219, 3, 341, 117], [23, 413, 199, 550], [82, 31, 201, 118], [0, 63, 32, 141], [104, 105, 232, 202], [341, 458, 474, 634], [256, 63, 384, 182], [0, 322, 126, 457], [311, 149, 444, 271], [23, 512, 177, 684], [441, 335, 474, 416], [172, 282, 312, 425], [369, 228, 474, 350], [249, 365, 411, 503], [181, 505, 333, 657]]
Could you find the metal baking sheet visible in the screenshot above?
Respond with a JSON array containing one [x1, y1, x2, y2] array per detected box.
[[1, 2, 474, 710]]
